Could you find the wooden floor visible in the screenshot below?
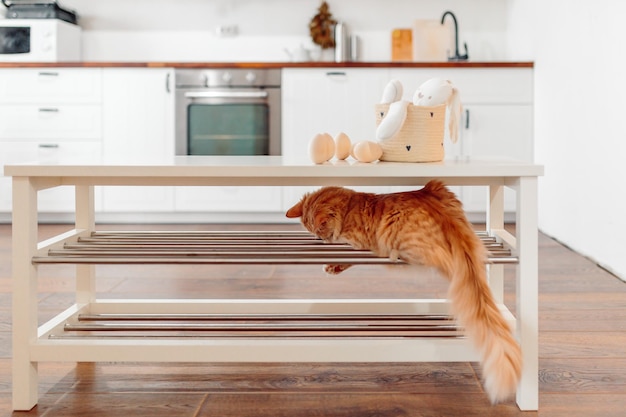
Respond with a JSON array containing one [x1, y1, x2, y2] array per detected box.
[[1, 223, 625, 417]]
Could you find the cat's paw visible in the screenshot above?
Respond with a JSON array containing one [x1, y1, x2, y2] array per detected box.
[[323, 264, 352, 275]]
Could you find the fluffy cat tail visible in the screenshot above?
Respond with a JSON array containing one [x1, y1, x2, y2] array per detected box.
[[444, 223, 522, 404]]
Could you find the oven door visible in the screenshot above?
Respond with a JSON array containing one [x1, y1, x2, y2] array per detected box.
[[176, 88, 279, 156]]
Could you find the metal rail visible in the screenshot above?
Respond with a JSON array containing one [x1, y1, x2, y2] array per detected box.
[[32, 230, 518, 265], [52, 313, 464, 339]]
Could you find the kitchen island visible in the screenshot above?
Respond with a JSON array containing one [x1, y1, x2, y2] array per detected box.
[[6, 155, 542, 411]]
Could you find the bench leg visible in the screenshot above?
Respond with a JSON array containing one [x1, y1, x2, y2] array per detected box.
[[12, 177, 39, 411], [75, 185, 96, 304], [514, 176, 539, 411]]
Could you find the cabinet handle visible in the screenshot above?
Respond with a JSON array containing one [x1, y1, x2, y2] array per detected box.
[[39, 108, 59, 113], [38, 144, 59, 149], [465, 109, 470, 129], [326, 71, 347, 77], [38, 71, 59, 77], [166, 72, 171, 93]]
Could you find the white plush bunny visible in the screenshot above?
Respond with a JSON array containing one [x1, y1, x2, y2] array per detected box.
[[413, 78, 462, 143]]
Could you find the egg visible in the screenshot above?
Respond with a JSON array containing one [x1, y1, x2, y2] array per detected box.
[[352, 141, 383, 163], [334, 132, 351, 160], [308, 133, 335, 164]]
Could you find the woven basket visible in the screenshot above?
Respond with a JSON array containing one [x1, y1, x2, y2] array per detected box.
[[375, 103, 446, 162]]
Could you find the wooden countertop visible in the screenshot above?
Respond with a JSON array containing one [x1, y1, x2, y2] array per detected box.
[[0, 61, 533, 69]]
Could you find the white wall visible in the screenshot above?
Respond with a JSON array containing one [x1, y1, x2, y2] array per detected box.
[[2, 0, 509, 61], [507, 0, 626, 281]]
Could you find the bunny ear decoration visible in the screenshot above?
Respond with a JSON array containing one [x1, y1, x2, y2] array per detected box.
[[376, 100, 410, 141], [446, 83, 462, 144], [380, 79, 404, 104]]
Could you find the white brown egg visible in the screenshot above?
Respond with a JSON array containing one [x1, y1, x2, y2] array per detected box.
[[352, 141, 383, 163], [308, 133, 335, 164], [334, 132, 351, 160]]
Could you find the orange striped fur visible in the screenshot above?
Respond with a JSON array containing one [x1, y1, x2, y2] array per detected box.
[[286, 180, 522, 403]]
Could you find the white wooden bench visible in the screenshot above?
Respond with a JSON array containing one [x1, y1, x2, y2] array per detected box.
[[6, 155, 543, 411]]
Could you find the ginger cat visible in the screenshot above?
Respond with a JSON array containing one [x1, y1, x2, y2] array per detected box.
[[286, 180, 522, 404]]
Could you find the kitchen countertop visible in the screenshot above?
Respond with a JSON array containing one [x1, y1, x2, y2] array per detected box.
[[0, 61, 533, 69]]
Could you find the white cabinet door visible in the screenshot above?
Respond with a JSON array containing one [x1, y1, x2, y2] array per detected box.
[[282, 68, 390, 157], [460, 104, 534, 212], [389, 68, 534, 214], [175, 186, 283, 213], [0, 142, 102, 212], [101, 68, 176, 212], [388, 68, 533, 105], [281, 68, 391, 209]]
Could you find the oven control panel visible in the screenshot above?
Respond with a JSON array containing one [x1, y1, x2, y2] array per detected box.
[[175, 68, 281, 88]]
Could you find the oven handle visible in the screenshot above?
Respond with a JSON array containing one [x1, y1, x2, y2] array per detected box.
[[184, 91, 269, 99]]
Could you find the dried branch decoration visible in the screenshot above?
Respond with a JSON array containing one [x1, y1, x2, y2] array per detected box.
[[309, 1, 337, 49]]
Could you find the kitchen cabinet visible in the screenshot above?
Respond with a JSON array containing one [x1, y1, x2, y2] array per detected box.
[[0, 142, 102, 212], [282, 67, 534, 215], [1, 65, 533, 222], [174, 186, 283, 213], [0, 104, 102, 140], [458, 103, 533, 212], [0, 68, 101, 104], [359, 67, 532, 214], [281, 68, 391, 209], [0, 68, 103, 213], [282, 68, 390, 156], [100, 68, 176, 212]]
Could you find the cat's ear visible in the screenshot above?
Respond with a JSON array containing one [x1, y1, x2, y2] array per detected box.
[[285, 201, 303, 218], [313, 212, 336, 239], [313, 213, 327, 230]]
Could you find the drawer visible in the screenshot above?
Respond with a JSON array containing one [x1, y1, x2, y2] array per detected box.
[[175, 186, 283, 212], [0, 104, 102, 141], [0, 141, 103, 212], [389, 68, 533, 104], [0, 68, 102, 104]]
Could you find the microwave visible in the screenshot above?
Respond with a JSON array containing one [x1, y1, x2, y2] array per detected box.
[[0, 19, 80, 62]]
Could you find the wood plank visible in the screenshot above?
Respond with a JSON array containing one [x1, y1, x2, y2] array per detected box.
[[539, 358, 626, 393], [539, 394, 626, 417], [540, 332, 626, 357], [196, 393, 529, 417], [66, 362, 482, 393], [540, 309, 626, 331]]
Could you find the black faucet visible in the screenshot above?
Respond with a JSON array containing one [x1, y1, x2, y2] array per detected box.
[[441, 10, 469, 61]]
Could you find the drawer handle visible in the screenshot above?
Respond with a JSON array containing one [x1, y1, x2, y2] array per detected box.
[[38, 144, 59, 149], [38, 71, 59, 77], [326, 71, 347, 77], [39, 108, 60, 113]]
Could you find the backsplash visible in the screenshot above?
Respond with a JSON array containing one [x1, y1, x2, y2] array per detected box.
[[2, 0, 510, 61]]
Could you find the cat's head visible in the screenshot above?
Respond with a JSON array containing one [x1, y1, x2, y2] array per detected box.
[[285, 186, 350, 242]]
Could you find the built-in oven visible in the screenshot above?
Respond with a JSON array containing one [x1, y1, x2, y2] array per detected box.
[[175, 68, 281, 156]]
